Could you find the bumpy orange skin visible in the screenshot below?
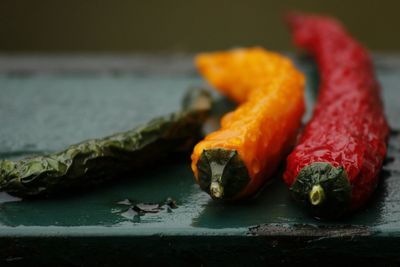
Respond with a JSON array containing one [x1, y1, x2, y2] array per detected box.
[[191, 47, 305, 199]]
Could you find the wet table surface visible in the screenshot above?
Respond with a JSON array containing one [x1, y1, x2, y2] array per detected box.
[[0, 54, 399, 266]]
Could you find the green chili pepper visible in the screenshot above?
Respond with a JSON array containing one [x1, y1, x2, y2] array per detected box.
[[0, 88, 212, 198]]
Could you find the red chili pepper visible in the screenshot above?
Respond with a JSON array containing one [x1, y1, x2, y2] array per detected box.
[[283, 12, 389, 218]]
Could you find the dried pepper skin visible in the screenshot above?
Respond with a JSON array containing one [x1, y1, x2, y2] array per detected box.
[[191, 48, 305, 200], [0, 88, 212, 198], [284, 13, 389, 218]]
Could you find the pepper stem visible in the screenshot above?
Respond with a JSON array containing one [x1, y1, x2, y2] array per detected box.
[[210, 180, 224, 199], [309, 184, 325, 206]]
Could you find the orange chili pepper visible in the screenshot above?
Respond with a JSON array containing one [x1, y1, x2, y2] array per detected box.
[[191, 47, 305, 200]]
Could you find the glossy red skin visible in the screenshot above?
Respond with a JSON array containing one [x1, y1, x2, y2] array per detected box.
[[283, 13, 389, 210]]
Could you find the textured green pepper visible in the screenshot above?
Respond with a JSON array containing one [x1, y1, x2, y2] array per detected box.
[[0, 88, 212, 198]]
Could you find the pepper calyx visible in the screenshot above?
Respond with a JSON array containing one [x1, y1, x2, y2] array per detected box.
[[290, 162, 351, 219], [197, 148, 250, 200]]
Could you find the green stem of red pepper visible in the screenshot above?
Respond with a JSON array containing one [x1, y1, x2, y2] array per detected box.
[[284, 12, 389, 218]]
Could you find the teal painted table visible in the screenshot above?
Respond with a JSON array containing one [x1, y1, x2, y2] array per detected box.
[[0, 54, 399, 266]]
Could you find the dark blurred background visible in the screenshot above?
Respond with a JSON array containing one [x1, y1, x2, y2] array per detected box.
[[1, 0, 399, 53]]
